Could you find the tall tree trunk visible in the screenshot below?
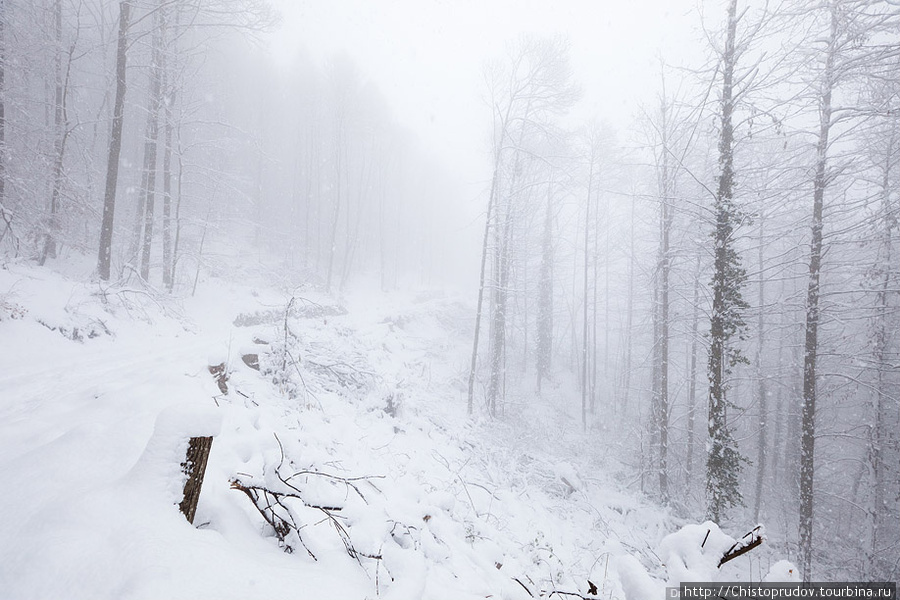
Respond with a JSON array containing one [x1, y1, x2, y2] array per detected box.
[[650, 264, 660, 482], [325, 125, 343, 293], [0, 0, 10, 254], [657, 95, 672, 503], [591, 181, 601, 414], [170, 119, 184, 286], [770, 308, 786, 489], [97, 1, 131, 281], [536, 183, 553, 394], [40, 0, 65, 264], [161, 6, 175, 290], [707, 0, 747, 524], [138, 10, 164, 281], [620, 194, 636, 419], [486, 105, 528, 417], [521, 230, 528, 373], [866, 126, 896, 578], [0, 0, 5, 215], [340, 145, 373, 291], [753, 213, 767, 524], [305, 132, 315, 272], [467, 118, 507, 414], [582, 151, 594, 431], [686, 253, 701, 488], [379, 184, 386, 291], [799, 6, 837, 581], [488, 196, 514, 417]]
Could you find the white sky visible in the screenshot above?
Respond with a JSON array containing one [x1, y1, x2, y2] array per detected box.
[[267, 0, 714, 187]]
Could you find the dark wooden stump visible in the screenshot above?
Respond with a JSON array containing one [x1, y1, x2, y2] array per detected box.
[[179, 436, 213, 524]]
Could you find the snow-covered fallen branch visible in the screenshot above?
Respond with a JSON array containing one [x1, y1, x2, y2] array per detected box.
[[230, 434, 385, 564], [718, 525, 764, 568]]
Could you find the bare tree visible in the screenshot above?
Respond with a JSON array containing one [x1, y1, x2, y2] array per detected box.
[[468, 35, 577, 416], [97, 0, 130, 281]]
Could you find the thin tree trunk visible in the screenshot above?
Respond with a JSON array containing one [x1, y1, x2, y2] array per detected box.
[[325, 127, 342, 293], [0, 0, 5, 214], [620, 194, 636, 419], [800, 6, 837, 581], [522, 233, 528, 373], [650, 265, 660, 481], [657, 95, 672, 503], [770, 314, 785, 488], [40, 0, 65, 264], [582, 150, 594, 431], [340, 144, 372, 291], [536, 183, 553, 394], [590, 186, 601, 414], [170, 112, 185, 287], [754, 213, 767, 524], [489, 195, 514, 417], [467, 118, 506, 414], [686, 253, 701, 488], [379, 184, 386, 291], [161, 6, 175, 290], [305, 134, 314, 272], [138, 11, 164, 282], [867, 126, 896, 577], [487, 105, 528, 417], [97, 1, 131, 281]]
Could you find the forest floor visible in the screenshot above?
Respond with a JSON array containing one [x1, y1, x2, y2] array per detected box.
[[0, 257, 796, 599]]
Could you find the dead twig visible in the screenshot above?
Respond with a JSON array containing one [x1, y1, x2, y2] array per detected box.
[[229, 479, 317, 559]]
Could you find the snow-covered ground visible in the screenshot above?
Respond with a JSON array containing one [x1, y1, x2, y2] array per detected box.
[[0, 260, 796, 599]]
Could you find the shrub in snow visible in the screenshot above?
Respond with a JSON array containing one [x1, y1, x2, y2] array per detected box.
[[659, 521, 739, 584]]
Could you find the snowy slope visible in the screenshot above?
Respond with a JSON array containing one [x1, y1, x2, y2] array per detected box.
[[0, 261, 795, 599]]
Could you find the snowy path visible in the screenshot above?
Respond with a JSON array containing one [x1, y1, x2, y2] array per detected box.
[[0, 306, 244, 600], [0, 330, 209, 467], [0, 275, 373, 599]]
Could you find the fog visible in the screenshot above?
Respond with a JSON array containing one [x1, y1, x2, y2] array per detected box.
[[0, 0, 898, 594]]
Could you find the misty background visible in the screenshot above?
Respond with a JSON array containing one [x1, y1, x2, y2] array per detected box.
[[0, 0, 898, 589]]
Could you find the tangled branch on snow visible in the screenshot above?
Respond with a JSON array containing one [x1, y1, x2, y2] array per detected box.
[[230, 434, 384, 563]]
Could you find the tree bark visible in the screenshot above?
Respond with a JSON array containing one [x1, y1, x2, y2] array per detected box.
[[800, 5, 837, 581], [706, 0, 747, 524], [137, 8, 164, 281], [97, 1, 131, 281], [179, 436, 213, 525]]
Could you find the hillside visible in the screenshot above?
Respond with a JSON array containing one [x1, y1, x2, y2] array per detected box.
[[0, 260, 795, 600]]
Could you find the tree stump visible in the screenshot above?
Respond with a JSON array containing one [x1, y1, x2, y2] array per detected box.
[[179, 436, 213, 524]]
